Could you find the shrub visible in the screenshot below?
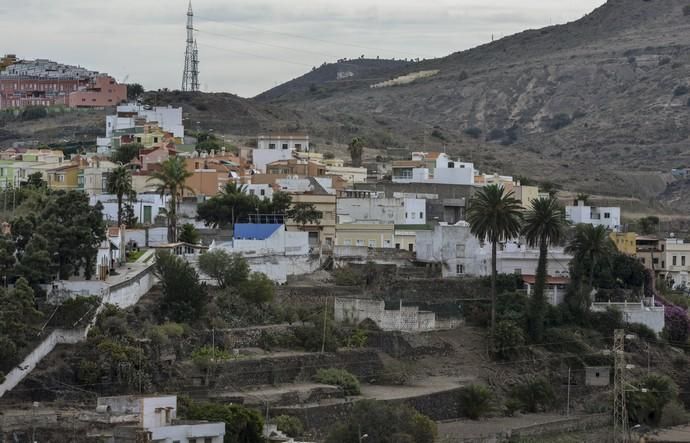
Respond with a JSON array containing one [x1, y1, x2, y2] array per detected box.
[[504, 398, 522, 417], [493, 320, 525, 360], [154, 251, 207, 323], [325, 400, 436, 443], [238, 272, 275, 304], [375, 359, 412, 386], [314, 368, 361, 395], [20, 106, 48, 121], [661, 401, 689, 427], [663, 306, 689, 345], [181, 400, 264, 443], [191, 345, 232, 369], [458, 384, 493, 419], [674, 85, 689, 96], [628, 374, 679, 427], [626, 322, 657, 342], [275, 415, 304, 438], [333, 266, 363, 286], [486, 128, 505, 141], [198, 250, 249, 289], [431, 129, 446, 141], [463, 127, 482, 139], [549, 113, 572, 130], [511, 378, 556, 413]]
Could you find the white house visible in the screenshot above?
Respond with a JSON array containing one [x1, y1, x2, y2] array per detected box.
[[252, 134, 310, 173], [106, 104, 184, 139], [498, 241, 572, 277], [566, 200, 621, 232], [91, 193, 168, 226], [245, 183, 274, 200], [208, 223, 316, 283], [97, 395, 225, 443], [392, 152, 475, 186], [337, 190, 427, 225], [415, 222, 488, 278]]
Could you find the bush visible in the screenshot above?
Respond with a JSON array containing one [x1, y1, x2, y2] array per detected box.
[[628, 374, 679, 427], [333, 266, 363, 286], [325, 400, 436, 443], [663, 306, 689, 345], [549, 113, 572, 130], [199, 250, 250, 289], [463, 127, 482, 139], [238, 272, 275, 304], [493, 320, 525, 360], [458, 384, 493, 419], [511, 378, 556, 413], [487, 128, 505, 141], [275, 415, 304, 438], [375, 359, 413, 385], [191, 345, 231, 369], [626, 322, 657, 342], [181, 399, 264, 443], [20, 106, 48, 121], [675, 85, 690, 96], [314, 368, 361, 395]]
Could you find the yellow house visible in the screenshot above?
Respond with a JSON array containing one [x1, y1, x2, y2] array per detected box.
[[46, 163, 81, 190], [394, 224, 433, 253], [610, 232, 637, 256], [336, 224, 395, 248], [287, 193, 336, 249]]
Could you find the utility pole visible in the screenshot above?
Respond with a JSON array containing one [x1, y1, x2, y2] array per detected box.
[[566, 367, 571, 417], [613, 329, 629, 443], [320, 297, 328, 354]]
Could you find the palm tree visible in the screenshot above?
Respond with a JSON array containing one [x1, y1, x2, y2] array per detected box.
[[219, 182, 250, 225], [148, 157, 194, 242], [566, 224, 615, 288], [522, 197, 567, 341], [467, 184, 523, 336], [575, 193, 591, 206], [348, 137, 365, 167], [106, 165, 133, 227]]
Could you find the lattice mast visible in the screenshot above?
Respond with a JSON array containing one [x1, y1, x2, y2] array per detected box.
[[182, 1, 200, 92], [613, 329, 629, 443]]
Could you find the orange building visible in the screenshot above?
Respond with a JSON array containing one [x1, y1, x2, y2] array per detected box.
[[266, 159, 327, 177], [68, 75, 127, 108], [185, 154, 248, 197]]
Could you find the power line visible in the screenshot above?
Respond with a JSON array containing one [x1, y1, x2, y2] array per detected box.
[[195, 16, 428, 59], [196, 28, 341, 59], [197, 42, 313, 68]]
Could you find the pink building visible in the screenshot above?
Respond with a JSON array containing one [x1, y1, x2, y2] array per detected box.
[[0, 77, 86, 109], [68, 75, 127, 108]]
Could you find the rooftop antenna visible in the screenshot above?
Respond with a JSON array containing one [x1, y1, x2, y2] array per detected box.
[[182, 1, 200, 92]]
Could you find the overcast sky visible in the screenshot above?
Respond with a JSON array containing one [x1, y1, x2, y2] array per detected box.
[[1, 0, 606, 98]]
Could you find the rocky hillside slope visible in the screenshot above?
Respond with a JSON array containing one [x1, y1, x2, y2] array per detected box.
[[256, 0, 690, 201]]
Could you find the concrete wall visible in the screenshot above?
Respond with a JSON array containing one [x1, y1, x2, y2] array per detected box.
[[416, 223, 488, 278], [141, 396, 177, 429], [0, 329, 86, 397], [150, 423, 225, 443], [334, 298, 440, 332], [591, 301, 665, 333]]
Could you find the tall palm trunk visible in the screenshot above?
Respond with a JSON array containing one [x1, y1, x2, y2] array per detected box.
[[491, 240, 497, 336], [589, 253, 596, 289], [529, 238, 548, 341], [116, 192, 123, 227]]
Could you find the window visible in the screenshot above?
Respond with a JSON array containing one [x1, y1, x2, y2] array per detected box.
[[368, 240, 376, 248], [653, 258, 659, 265], [260, 189, 265, 196], [154, 137, 159, 143], [604, 212, 611, 219], [673, 256, 677, 266], [384, 240, 392, 248], [683, 256, 687, 267], [282, 143, 289, 150], [295, 143, 302, 150], [456, 264, 465, 275], [455, 244, 465, 258], [205, 439, 214, 443], [419, 212, 423, 219], [356, 240, 364, 247], [395, 243, 401, 249], [408, 243, 414, 252], [344, 239, 352, 246], [641, 258, 646, 264], [662, 261, 666, 268], [269, 143, 276, 150], [411, 212, 416, 219]]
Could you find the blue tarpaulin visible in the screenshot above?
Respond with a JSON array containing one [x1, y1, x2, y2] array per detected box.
[[233, 224, 282, 240]]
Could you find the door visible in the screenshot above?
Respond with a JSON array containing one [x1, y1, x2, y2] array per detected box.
[[143, 205, 152, 224]]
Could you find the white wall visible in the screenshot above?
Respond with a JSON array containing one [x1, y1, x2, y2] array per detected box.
[[591, 302, 665, 333], [245, 184, 274, 200], [91, 193, 168, 225], [252, 149, 294, 173], [150, 423, 225, 443], [141, 396, 177, 429], [566, 203, 621, 232], [416, 223, 488, 278], [111, 104, 184, 138], [257, 135, 309, 152], [498, 243, 572, 277], [334, 298, 440, 332]]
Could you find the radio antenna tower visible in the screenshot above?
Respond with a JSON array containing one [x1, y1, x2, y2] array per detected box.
[[613, 329, 629, 443], [182, 1, 200, 92]]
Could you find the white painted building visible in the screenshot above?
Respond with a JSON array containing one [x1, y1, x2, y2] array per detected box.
[[566, 201, 621, 232], [208, 224, 316, 283], [91, 193, 168, 226], [337, 190, 427, 225], [245, 183, 274, 200], [106, 104, 184, 138], [498, 241, 572, 278], [415, 222, 488, 278], [334, 298, 459, 332], [97, 395, 225, 443], [392, 152, 475, 185], [257, 133, 309, 152]]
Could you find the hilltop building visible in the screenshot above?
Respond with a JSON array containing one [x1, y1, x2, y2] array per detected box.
[[565, 200, 621, 232]]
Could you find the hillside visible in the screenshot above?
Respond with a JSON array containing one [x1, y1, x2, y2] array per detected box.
[[255, 0, 690, 203]]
